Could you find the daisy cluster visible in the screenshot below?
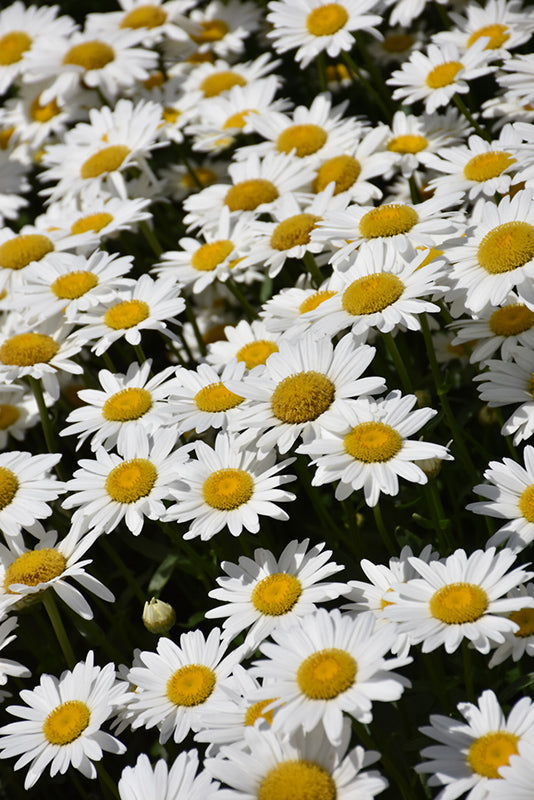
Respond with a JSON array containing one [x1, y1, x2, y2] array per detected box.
[[1, 0, 534, 798]]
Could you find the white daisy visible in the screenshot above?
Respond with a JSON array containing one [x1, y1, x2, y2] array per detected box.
[[260, 282, 339, 335], [187, 0, 262, 58], [433, 0, 534, 57], [206, 320, 281, 372], [119, 749, 220, 800], [178, 54, 281, 99], [487, 739, 534, 799], [0, 450, 64, 542], [488, 583, 534, 667], [87, 0, 196, 46]]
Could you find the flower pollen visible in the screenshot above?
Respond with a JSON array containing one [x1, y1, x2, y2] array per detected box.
[[80, 144, 130, 179], [429, 582, 488, 624], [519, 483, 534, 522], [104, 299, 149, 330], [489, 304, 534, 336], [0, 31, 32, 65], [190, 19, 229, 43], [191, 240, 234, 271], [200, 71, 246, 97], [306, 3, 349, 36], [0, 466, 18, 510], [236, 340, 278, 369], [478, 221, 534, 274], [120, 4, 167, 29], [43, 701, 91, 745], [277, 124, 327, 158], [202, 467, 253, 510], [4, 548, 66, 592], [0, 404, 19, 430], [259, 760, 336, 800], [105, 458, 157, 503], [509, 607, 534, 638], [342, 273, 404, 315], [467, 731, 519, 778], [224, 179, 278, 212], [425, 61, 463, 89], [0, 333, 59, 366], [387, 134, 428, 154], [244, 698, 276, 726], [313, 154, 361, 194], [194, 382, 243, 412], [251, 573, 302, 616], [297, 648, 356, 699], [463, 151, 516, 182], [344, 421, 403, 462], [30, 95, 60, 123], [166, 664, 216, 706], [299, 290, 337, 314], [0, 234, 54, 271], [271, 371, 335, 423], [71, 212, 114, 235], [467, 23, 510, 50], [51, 271, 98, 300], [63, 41, 115, 70], [359, 204, 418, 239], [270, 214, 319, 251], [102, 387, 152, 422]]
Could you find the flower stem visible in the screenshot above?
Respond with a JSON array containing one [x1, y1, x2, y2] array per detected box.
[[341, 52, 392, 122], [27, 376, 66, 481], [134, 343, 147, 364], [183, 295, 207, 357], [140, 220, 163, 258], [316, 51, 328, 92], [225, 277, 258, 321], [373, 503, 396, 554], [97, 763, 120, 800], [453, 94, 491, 142], [382, 332, 413, 393], [302, 252, 324, 288], [100, 537, 146, 604], [42, 591, 76, 669]]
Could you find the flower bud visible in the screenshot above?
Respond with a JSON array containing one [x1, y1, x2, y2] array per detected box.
[[142, 597, 176, 635]]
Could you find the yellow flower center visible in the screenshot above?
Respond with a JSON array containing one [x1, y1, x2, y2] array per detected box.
[[467, 731, 519, 778], [0, 467, 18, 510], [270, 213, 319, 251], [200, 71, 246, 97], [297, 648, 356, 699], [425, 61, 463, 89], [382, 33, 415, 53], [194, 382, 243, 412], [224, 179, 279, 212], [182, 166, 217, 189], [105, 458, 157, 503], [0, 127, 15, 150], [259, 760, 336, 800], [236, 340, 278, 369], [359, 204, 418, 239], [0, 404, 19, 430], [102, 387, 152, 422], [429, 582, 488, 624], [166, 664, 216, 706], [191, 240, 234, 271], [271, 371, 335, 423], [478, 222, 534, 274], [29, 95, 60, 123], [202, 467, 254, 510], [299, 290, 337, 314], [63, 41, 115, 70], [120, 4, 167, 29], [518, 483, 534, 522], [43, 701, 91, 745], [0, 234, 54, 271], [104, 299, 149, 330], [223, 109, 256, 130], [190, 19, 229, 43], [343, 421, 403, 462], [0, 31, 32, 65], [80, 144, 131, 179], [244, 698, 276, 726], [143, 70, 165, 89], [467, 23, 510, 50], [4, 548, 67, 592], [463, 151, 516, 182], [51, 270, 98, 300], [341, 273, 404, 315], [509, 607, 534, 638], [160, 106, 180, 126], [306, 3, 349, 36], [277, 124, 327, 158], [312, 154, 361, 194], [251, 573, 302, 616], [489, 304, 534, 336], [387, 134, 428, 154], [71, 211, 114, 235], [0, 333, 59, 366]]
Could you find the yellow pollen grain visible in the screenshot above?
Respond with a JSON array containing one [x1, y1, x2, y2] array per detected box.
[[270, 213, 319, 251], [359, 204, 418, 239], [43, 701, 91, 746], [194, 382, 243, 412], [80, 144, 130, 179], [251, 573, 302, 616], [104, 299, 149, 330], [190, 18, 229, 43], [224, 179, 278, 212], [519, 483, 534, 523], [63, 40, 115, 70], [509, 607, 534, 638], [166, 664, 216, 706], [467, 23, 510, 50], [299, 290, 337, 314], [463, 151, 516, 182], [200, 71, 246, 97], [271, 371, 335, 424], [313, 154, 361, 194], [259, 760, 336, 800], [0, 404, 19, 430], [342, 273, 404, 315], [277, 124, 327, 158], [0, 234, 54, 271], [236, 339, 278, 369], [0, 31, 32, 66], [306, 3, 349, 36], [30, 95, 60, 123], [71, 211, 114, 235], [105, 458, 157, 504], [467, 731, 519, 779], [4, 548, 67, 592], [191, 239, 234, 271], [244, 698, 276, 727], [387, 134, 428, 154], [202, 467, 254, 510], [382, 33, 415, 53], [489, 304, 534, 337], [297, 648, 356, 700], [120, 4, 167, 29], [425, 61, 463, 89], [102, 387, 152, 422], [478, 221, 534, 274], [0, 466, 18, 510], [0, 333, 59, 367], [51, 270, 98, 300], [429, 582, 488, 624], [343, 421, 403, 462]]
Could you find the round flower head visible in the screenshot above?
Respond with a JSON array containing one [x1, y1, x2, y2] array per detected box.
[[205, 720, 388, 800], [0, 651, 127, 789], [433, 0, 534, 58], [300, 390, 450, 506], [416, 690, 534, 800], [206, 319, 281, 372], [489, 582, 534, 667], [260, 283, 340, 336], [486, 739, 534, 799], [252, 607, 410, 745], [165, 431, 296, 540], [186, 0, 262, 59], [206, 538, 347, 651], [87, 0, 197, 47], [118, 749, 220, 800], [127, 627, 244, 744], [385, 547, 534, 654], [0, 450, 64, 542]]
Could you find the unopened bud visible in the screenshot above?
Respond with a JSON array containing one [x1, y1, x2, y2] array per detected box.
[[143, 597, 176, 634], [415, 455, 443, 479], [478, 405, 498, 426]]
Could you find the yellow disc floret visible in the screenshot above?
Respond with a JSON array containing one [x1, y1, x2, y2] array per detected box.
[[271, 371, 335, 423], [191, 240, 234, 271], [509, 607, 534, 638], [224, 179, 279, 212], [313, 154, 361, 194], [277, 124, 327, 158], [71, 212, 114, 235], [0, 32, 32, 66], [51, 271, 98, 300], [0, 467, 18, 510], [259, 760, 336, 800], [63, 41, 115, 70], [244, 698, 276, 727], [0, 333, 59, 366], [270, 214, 319, 251], [190, 19, 229, 43], [0, 234, 54, 271], [359, 204, 418, 239], [200, 71, 246, 97], [463, 151, 516, 182], [518, 483, 534, 523], [194, 382, 243, 412], [478, 222, 534, 274], [429, 582, 488, 624], [120, 4, 167, 29], [251, 573, 302, 616], [202, 467, 254, 510], [166, 664, 216, 706], [104, 299, 149, 330], [489, 304, 534, 337], [4, 548, 67, 592], [43, 701, 91, 745], [236, 340, 278, 369], [342, 273, 404, 315], [102, 387, 152, 422], [387, 134, 428, 154], [425, 61, 463, 89], [467, 23, 510, 50], [306, 3, 349, 35], [382, 33, 415, 53], [467, 731, 519, 778], [299, 290, 337, 314], [0, 404, 19, 430], [297, 648, 356, 699], [343, 421, 403, 462], [30, 95, 60, 123], [80, 145, 130, 179], [105, 458, 157, 503]]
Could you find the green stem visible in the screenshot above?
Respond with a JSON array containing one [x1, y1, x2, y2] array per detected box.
[[341, 52, 392, 122], [42, 591, 76, 669], [181, 153, 204, 189], [101, 351, 117, 373], [28, 376, 66, 481], [134, 343, 147, 364], [373, 503, 396, 554], [96, 763, 120, 800], [183, 295, 207, 357], [353, 721, 412, 800], [422, 482, 449, 553], [353, 32, 396, 118], [225, 278, 258, 321], [100, 537, 145, 604], [408, 174, 422, 204], [302, 252, 324, 289], [382, 332, 413, 393], [295, 456, 340, 539], [140, 220, 163, 258], [316, 51, 328, 92], [453, 94, 491, 142]]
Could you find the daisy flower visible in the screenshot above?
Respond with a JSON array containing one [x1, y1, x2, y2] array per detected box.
[[206, 320, 281, 372], [61, 359, 176, 452], [228, 332, 385, 454], [487, 739, 534, 799], [385, 547, 534, 654], [126, 627, 244, 744], [488, 583, 534, 667], [382, 0, 448, 26], [205, 721, 388, 800], [0, 651, 127, 789], [205, 538, 347, 651], [63, 428, 187, 539], [497, 54, 534, 107], [252, 607, 411, 745], [0, 386, 39, 449], [260, 283, 340, 335], [0, 617, 30, 687], [179, 52, 281, 96], [266, 0, 382, 68], [119, 749, 220, 800], [87, 0, 197, 46], [468, 445, 534, 553], [416, 690, 534, 800], [433, 0, 534, 57], [299, 390, 450, 506], [164, 431, 296, 540], [187, 0, 262, 58]]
